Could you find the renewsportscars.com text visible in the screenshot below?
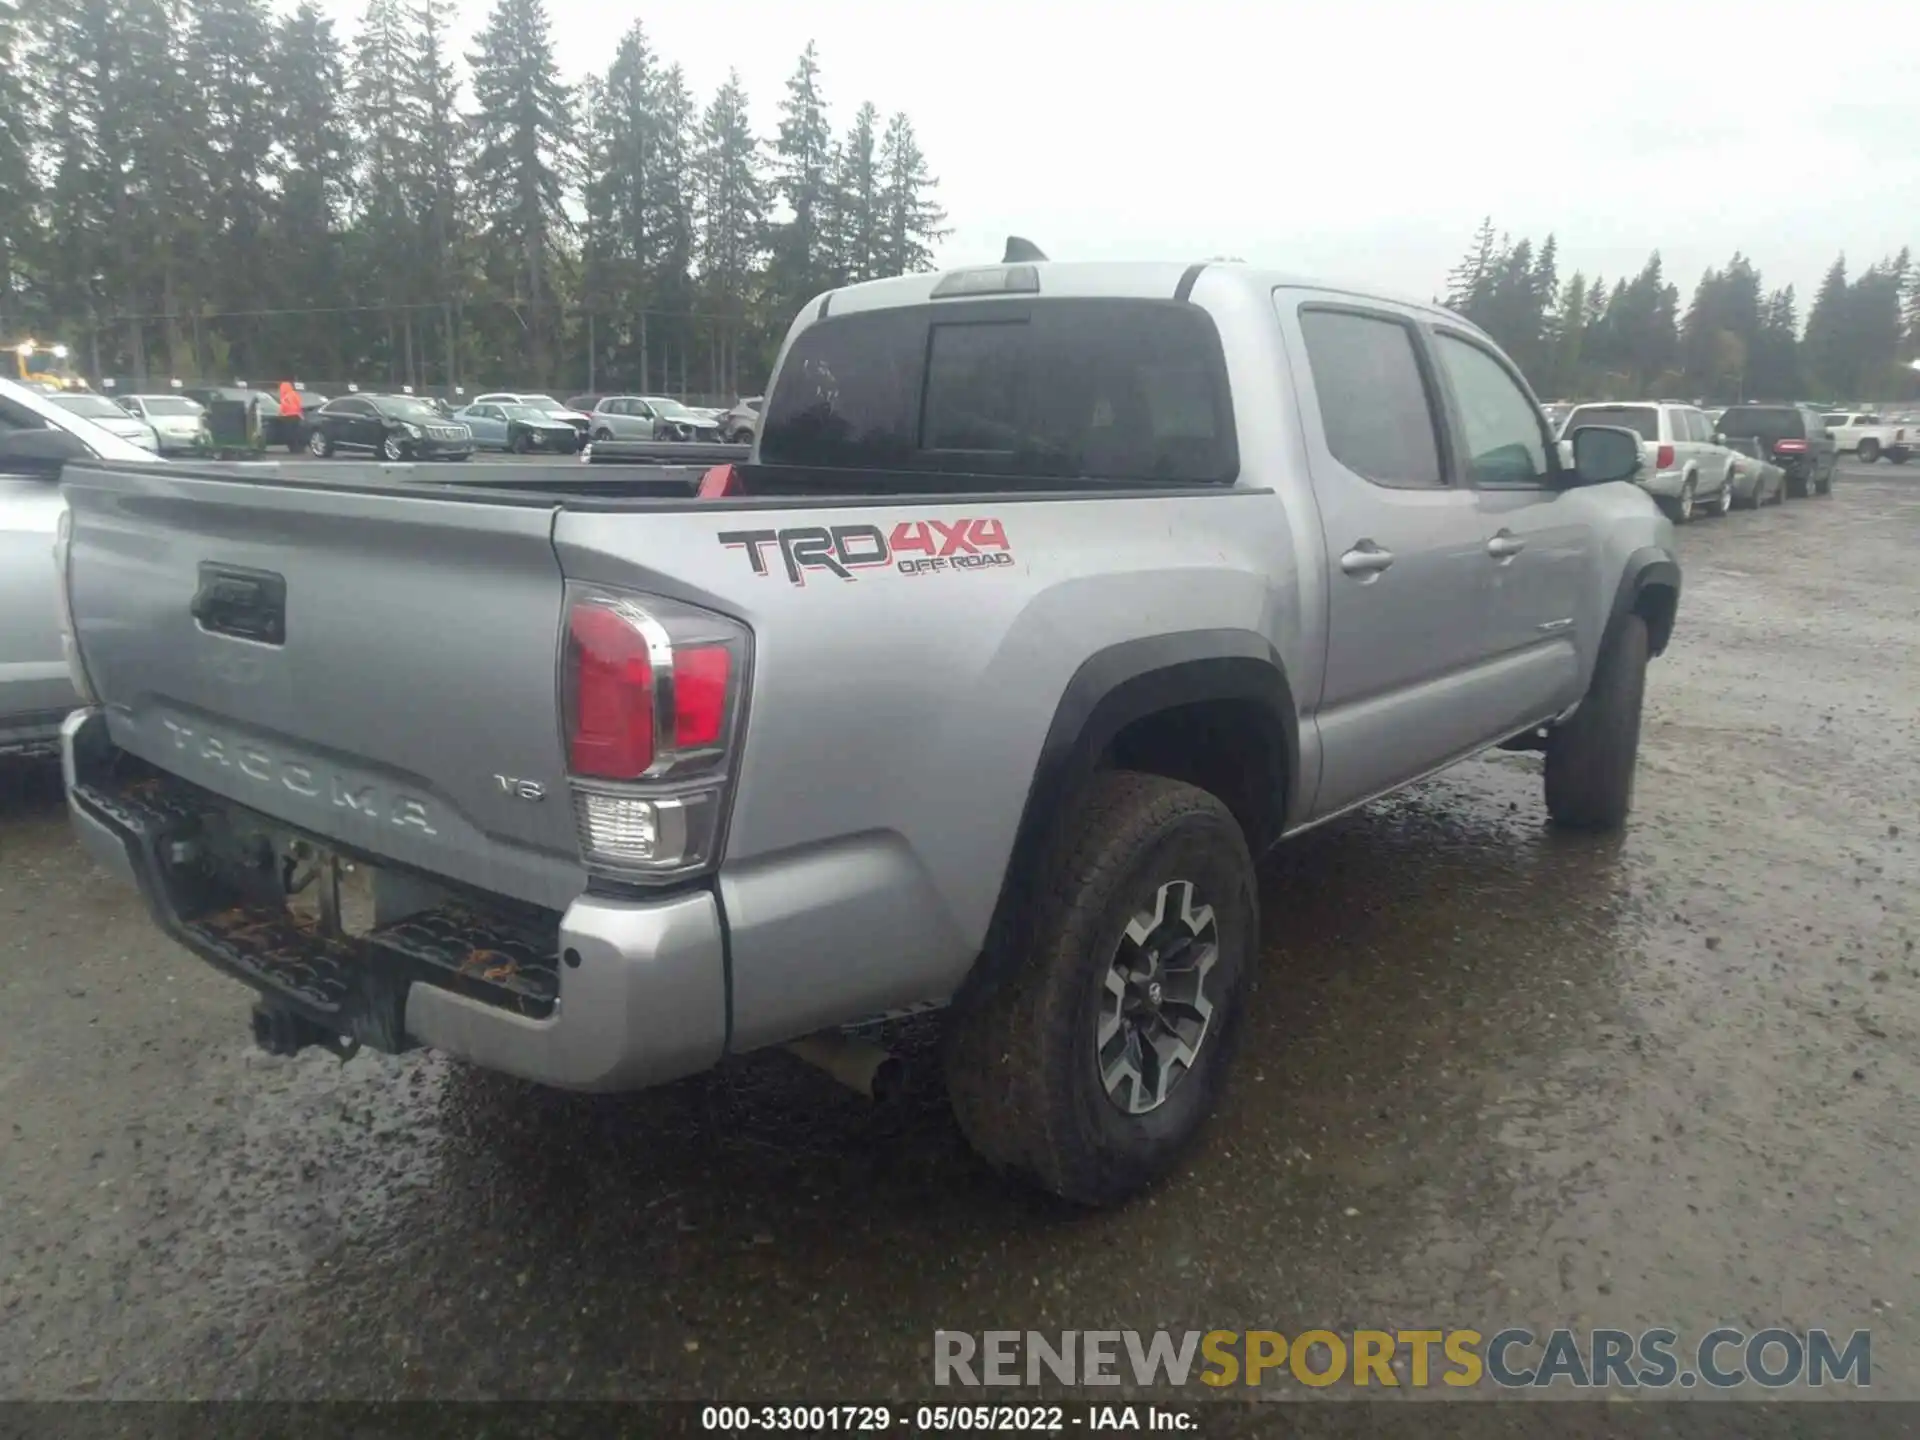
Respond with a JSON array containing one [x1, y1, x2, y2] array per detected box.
[[933, 1327, 1871, 1391]]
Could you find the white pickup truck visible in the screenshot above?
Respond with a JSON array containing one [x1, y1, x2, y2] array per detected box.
[[1821, 413, 1911, 465]]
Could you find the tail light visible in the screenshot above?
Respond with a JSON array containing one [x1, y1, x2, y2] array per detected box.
[[561, 584, 750, 881], [51, 507, 99, 706], [1773, 438, 1808, 455], [1655, 443, 1675, 469], [696, 463, 740, 498]]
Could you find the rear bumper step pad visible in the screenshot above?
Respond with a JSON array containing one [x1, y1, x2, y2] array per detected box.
[[72, 760, 560, 1054]]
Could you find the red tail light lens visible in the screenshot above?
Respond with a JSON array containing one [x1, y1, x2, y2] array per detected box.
[[1655, 444, 1675, 469], [697, 463, 740, 498], [1774, 438, 1808, 454], [672, 645, 731, 748], [567, 604, 656, 778], [562, 588, 749, 782]]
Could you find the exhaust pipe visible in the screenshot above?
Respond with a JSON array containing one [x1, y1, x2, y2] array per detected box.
[[784, 1031, 905, 1102]]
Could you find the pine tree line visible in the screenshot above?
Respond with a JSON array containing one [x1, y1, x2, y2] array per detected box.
[[0, 1, 949, 397], [1444, 218, 1919, 403]]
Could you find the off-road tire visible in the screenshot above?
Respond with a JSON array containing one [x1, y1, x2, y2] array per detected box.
[[1857, 440, 1880, 464], [1545, 613, 1650, 832], [944, 771, 1257, 1207]]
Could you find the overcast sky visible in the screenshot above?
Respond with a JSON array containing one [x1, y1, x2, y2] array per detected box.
[[320, 0, 1920, 316]]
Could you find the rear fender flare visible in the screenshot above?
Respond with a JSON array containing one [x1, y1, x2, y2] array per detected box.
[[969, 630, 1298, 991]]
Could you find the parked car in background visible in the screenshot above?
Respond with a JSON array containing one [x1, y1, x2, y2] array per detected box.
[[582, 396, 666, 442], [563, 393, 611, 416], [1715, 404, 1836, 496], [304, 393, 473, 460], [454, 401, 580, 453], [472, 392, 592, 438], [580, 395, 723, 443], [719, 395, 763, 444], [1821, 412, 1911, 465], [117, 394, 209, 453], [636, 395, 722, 442], [1719, 436, 1787, 508], [49, 391, 161, 452], [1542, 401, 1573, 433], [1559, 401, 1736, 522], [1, 374, 160, 756]]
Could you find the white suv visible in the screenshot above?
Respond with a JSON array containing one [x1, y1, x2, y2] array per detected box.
[[1559, 402, 1737, 523]]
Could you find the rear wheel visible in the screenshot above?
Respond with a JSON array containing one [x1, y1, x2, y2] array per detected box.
[[1715, 478, 1734, 516], [1857, 440, 1880, 464], [1665, 478, 1697, 524], [944, 771, 1257, 1207], [1546, 613, 1650, 832]]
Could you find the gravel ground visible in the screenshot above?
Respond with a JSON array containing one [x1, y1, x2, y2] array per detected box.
[[1, 461, 1914, 1407]]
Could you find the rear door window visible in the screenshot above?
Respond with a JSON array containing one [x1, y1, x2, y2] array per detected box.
[[1295, 308, 1444, 488], [759, 300, 1238, 483]]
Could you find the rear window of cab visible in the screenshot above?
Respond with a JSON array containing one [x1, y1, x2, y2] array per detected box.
[[758, 299, 1239, 484]]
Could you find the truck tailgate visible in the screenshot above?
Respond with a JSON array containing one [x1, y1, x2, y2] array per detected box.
[[61, 462, 584, 912]]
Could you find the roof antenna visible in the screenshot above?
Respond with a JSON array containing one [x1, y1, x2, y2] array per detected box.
[[1003, 236, 1048, 263]]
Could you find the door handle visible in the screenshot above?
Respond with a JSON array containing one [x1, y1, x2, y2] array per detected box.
[[1339, 541, 1395, 577], [1486, 530, 1526, 560]]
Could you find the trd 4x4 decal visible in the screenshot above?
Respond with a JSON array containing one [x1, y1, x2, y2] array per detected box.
[[718, 519, 1013, 586]]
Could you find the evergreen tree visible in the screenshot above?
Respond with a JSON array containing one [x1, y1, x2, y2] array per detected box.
[[187, 0, 275, 374], [1802, 256, 1851, 398], [467, 0, 572, 381], [876, 112, 947, 277], [0, 0, 37, 334], [1750, 286, 1800, 400], [1547, 272, 1587, 398], [770, 40, 833, 310], [268, 2, 351, 376], [1848, 250, 1908, 400], [833, 103, 882, 284], [694, 70, 768, 396], [408, 0, 468, 383], [1445, 217, 1498, 311]]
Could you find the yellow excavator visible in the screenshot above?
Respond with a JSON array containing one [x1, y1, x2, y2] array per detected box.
[[9, 339, 87, 392]]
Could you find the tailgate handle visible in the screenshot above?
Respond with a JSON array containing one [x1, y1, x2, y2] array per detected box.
[[192, 563, 287, 645]]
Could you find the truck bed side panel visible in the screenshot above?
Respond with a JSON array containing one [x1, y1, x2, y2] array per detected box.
[[553, 490, 1301, 1048]]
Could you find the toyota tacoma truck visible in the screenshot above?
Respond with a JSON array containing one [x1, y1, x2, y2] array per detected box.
[[56, 255, 1679, 1206]]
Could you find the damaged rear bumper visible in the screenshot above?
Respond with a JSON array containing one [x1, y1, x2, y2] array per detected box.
[[62, 709, 727, 1092]]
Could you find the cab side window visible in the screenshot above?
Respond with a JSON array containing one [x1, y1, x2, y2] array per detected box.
[[1297, 308, 1445, 488], [1432, 333, 1549, 486]]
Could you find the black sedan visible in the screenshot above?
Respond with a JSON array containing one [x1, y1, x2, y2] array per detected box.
[[304, 394, 474, 460]]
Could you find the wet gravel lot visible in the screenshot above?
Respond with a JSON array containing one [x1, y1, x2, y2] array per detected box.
[[2, 461, 1915, 1404]]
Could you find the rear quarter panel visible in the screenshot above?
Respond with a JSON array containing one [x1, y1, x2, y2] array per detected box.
[[554, 483, 1303, 1047]]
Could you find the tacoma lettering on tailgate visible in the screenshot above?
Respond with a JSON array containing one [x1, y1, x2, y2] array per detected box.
[[160, 717, 439, 835], [718, 519, 1013, 586]]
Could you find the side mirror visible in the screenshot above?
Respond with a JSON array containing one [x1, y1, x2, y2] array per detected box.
[[0, 426, 91, 475], [1566, 424, 1642, 486]]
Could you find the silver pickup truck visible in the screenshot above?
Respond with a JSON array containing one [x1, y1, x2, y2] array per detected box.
[[57, 258, 1679, 1206]]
